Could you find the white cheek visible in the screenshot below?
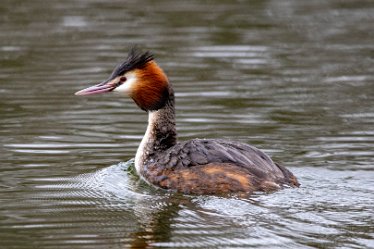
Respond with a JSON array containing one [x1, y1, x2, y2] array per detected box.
[[113, 73, 137, 94]]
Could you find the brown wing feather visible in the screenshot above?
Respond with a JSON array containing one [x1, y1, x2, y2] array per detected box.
[[153, 139, 299, 190]]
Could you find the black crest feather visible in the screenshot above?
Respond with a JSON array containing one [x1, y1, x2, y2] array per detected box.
[[111, 47, 154, 77]]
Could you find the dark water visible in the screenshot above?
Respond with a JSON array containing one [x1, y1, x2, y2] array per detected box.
[[1, 0, 374, 248]]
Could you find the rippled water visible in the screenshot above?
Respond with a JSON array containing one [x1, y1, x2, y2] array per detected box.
[[1, 1, 373, 248]]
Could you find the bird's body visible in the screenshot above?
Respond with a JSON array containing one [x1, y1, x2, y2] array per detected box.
[[75, 48, 299, 196]]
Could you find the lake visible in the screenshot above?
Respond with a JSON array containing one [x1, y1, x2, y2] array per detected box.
[[0, 0, 373, 248]]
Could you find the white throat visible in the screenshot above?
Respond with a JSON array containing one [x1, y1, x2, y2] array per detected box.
[[134, 111, 158, 174]]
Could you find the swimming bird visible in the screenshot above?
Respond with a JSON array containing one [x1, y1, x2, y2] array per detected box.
[[75, 48, 299, 196]]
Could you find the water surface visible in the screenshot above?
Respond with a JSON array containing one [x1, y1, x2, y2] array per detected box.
[[1, 0, 373, 248]]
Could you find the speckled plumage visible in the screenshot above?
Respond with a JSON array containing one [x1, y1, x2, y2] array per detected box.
[[76, 48, 299, 196], [136, 93, 299, 196], [129, 76, 299, 196]]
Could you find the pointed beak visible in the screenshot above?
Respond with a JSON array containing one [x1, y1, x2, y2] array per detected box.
[[75, 81, 117, 96]]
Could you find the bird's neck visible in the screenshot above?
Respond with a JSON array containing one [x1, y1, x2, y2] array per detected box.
[[135, 89, 177, 174]]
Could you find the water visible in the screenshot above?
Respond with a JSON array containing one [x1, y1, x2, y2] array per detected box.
[[1, 0, 373, 248]]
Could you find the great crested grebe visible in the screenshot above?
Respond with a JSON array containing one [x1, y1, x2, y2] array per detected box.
[[75, 48, 299, 196]]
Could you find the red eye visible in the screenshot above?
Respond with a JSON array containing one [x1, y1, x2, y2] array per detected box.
[[120, 76, 127, 82]]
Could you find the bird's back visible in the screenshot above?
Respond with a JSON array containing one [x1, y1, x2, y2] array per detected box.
[[143, 139, 299, 196]]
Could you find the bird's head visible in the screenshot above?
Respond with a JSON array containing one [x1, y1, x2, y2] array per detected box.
[[75, 48, 170, 111]]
